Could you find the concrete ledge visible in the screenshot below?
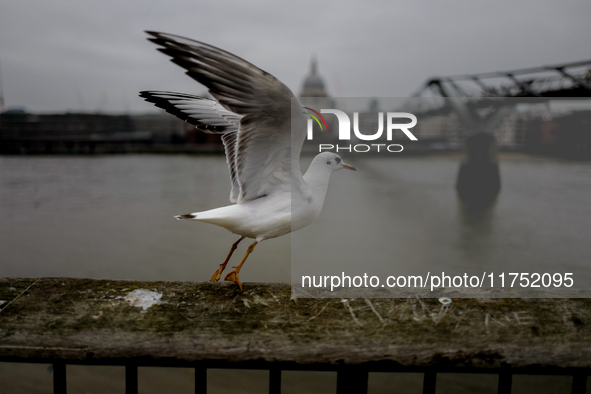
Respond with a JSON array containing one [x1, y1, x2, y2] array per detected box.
[[1, 278, 590, 371]]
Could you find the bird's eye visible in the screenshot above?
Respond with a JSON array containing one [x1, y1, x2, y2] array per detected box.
[[335, 157, 341, 164], [327, 161, 332, 165]]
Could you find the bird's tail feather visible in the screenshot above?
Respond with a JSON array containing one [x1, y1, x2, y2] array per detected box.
[[174, 205, 241, 228]]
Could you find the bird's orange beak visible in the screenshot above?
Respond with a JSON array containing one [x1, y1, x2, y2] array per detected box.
[[342, 163, 356, 171]]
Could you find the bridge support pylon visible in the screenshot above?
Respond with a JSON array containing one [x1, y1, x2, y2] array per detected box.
[[456, 133, 500, 204], [425, 79, 509, 204]]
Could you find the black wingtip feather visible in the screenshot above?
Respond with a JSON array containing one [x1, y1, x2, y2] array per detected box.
[[139, 91, 232, 133], [176, 214, 196, 220]]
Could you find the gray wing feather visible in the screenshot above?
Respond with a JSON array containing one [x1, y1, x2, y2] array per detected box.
[[145, 31, 303, 203], [139, 91, 241, 202]]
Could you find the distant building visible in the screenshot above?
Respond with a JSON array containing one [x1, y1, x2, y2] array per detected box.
[[299, 57, 337, 147], [1, 111, 135, 138], [299, 57, 333, 110], [131, 113, 186, 143], [368, 98, 379, 113], [0, 111, 148, 153], [524, 110, 591, 158], [494, 113, 527, 150]]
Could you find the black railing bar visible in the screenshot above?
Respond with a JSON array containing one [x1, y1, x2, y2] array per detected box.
[[60, 363, 591, 376], [125, 364, 138, 394], [52, 362, 66, 394], [269, 368, 281, 394], [423, 371, 437, 394], [16, 359, 590, 375], [336, 366, 368, 394], [497, 372, 512, 394], [571, 374, 588, 394], [195, 366, 207, 394]]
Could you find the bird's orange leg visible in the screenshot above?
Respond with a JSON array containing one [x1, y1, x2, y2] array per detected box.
[[225, 240, 258, 291], [210, 236, 245, 282]]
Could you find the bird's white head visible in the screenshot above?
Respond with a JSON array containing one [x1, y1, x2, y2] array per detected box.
[[313, 152, 356, 173]]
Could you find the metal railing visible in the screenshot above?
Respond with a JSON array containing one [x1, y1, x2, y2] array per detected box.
[[39, 361, 589, 394]]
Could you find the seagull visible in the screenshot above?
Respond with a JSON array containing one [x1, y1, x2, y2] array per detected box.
[[140, 32, 356, 291]]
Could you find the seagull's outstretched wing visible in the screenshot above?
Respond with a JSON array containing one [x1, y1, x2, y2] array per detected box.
[[139, 91, 241, 202], [146, 31, 305, 203]]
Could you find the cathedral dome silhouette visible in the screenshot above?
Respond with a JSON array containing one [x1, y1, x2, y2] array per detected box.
[[300, 57, 329, 98]]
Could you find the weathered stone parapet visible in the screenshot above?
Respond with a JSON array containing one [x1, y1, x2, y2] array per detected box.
[[1, 278, 590, 370]]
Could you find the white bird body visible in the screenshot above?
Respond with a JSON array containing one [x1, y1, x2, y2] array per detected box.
[[186, 192, 292, 241], [140, 32, 355, 290], [183, 152, 342, 242]]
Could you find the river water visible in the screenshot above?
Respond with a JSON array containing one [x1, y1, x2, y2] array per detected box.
[[1, 153, 589, 393]]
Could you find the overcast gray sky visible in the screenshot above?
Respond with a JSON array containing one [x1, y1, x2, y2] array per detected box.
[[1, 0, 590, 114]]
